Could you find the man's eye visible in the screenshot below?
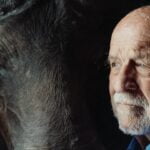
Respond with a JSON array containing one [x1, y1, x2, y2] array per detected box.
[[135, 62, 150, 77], [110, 62, 120, 68], [135, 62, 146, 68]]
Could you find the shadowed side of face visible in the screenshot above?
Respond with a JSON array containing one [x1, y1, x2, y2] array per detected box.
[[108, 6, 150, 136]]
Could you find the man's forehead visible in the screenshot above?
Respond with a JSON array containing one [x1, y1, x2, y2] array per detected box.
[[109, 41, 150, 59], [111, 6, 150, 46], [109, 16, 150, 59], [111, 22, 150, 52]]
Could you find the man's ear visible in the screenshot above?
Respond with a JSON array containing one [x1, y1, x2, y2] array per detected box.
[[0, 0, 37, 22]]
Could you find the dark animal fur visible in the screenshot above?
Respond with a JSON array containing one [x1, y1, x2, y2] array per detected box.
[[0, 0, 104, 149]]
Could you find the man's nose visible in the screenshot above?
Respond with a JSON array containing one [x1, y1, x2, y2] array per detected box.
[[114, 63, 138, 93]]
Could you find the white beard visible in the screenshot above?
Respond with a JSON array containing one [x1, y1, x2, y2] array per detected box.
[[111, 92, 150, 135]]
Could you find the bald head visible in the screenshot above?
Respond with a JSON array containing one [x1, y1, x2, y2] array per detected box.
[[113, 6, 150, 35], [109, 6, 150, 57]]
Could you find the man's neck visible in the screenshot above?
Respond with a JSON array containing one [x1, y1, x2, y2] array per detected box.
[[136, 135, 150, 150], [146, 134, 150, 141]]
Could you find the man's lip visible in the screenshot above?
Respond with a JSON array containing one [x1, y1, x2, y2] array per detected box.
[[116, 103, 143, 108]]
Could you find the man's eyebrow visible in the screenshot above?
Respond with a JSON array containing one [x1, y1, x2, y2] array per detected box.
[[136, 41, 150, 50], [132, 41, 150, 59], [134, 54, 150, 62], [107, 56, 120, 65], [108, 56, 118, 61]]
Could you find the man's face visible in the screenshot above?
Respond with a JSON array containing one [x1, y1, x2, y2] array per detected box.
[[109, 17, 150, 135]]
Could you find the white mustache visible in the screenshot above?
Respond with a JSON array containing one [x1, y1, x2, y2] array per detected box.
[[113, 93, 148, 107]]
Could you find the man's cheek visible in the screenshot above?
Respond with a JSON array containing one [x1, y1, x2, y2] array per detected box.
[[109, 73, 116, 93], [146, 106, 150, 117], [109, 82, 114, 97]]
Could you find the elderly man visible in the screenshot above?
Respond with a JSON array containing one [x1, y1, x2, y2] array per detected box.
[[108, 6, 150, 150]]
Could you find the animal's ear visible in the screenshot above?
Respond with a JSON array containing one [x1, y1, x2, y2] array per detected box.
[[0, 0, 36, 22]]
